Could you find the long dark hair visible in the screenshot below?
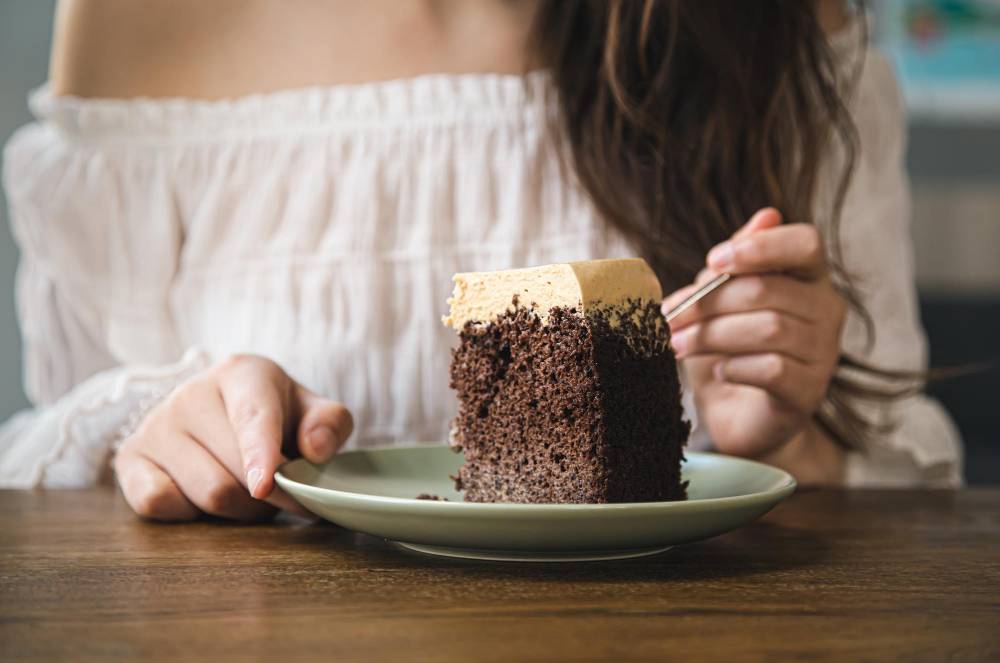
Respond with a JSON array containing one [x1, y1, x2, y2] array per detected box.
[[530, 0, 892, 450]]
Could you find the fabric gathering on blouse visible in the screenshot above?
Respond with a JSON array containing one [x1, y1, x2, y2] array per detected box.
[[0, 25, 962, 490]]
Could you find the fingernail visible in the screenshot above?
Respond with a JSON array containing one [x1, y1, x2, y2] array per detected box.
[[707, 241, 734, 271], [660, 300, 671, 317], [671, 328, 692, 357], [307, 427, 337, 458], [714, 361, 726, 381], [246, 467, 263, 498]]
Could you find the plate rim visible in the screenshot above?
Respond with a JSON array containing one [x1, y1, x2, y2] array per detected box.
[[274, 446, 797, 512]]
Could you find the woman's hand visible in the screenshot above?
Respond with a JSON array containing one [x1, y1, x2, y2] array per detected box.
[[662, 208, 846, 480], [114, 354, 353, 521]]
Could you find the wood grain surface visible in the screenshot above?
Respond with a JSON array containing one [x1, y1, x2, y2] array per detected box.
[[1, 488, 998, 662]]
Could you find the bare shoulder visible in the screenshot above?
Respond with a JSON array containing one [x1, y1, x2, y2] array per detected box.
[[50, 0, 227, 98], [48, 0, 535, 100]]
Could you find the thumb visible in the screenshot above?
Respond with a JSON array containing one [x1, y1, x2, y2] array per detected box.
[[732, 207, 782, 240], [294, 386, 355, 463]]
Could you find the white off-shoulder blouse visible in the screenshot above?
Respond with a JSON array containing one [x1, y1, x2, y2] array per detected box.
[[0, 33, 962, 489]]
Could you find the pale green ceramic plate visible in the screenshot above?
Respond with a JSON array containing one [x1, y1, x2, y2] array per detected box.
[[275, 445, 795, 562]]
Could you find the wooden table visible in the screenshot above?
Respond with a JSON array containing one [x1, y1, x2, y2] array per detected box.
[[1, 488, 998, 662]]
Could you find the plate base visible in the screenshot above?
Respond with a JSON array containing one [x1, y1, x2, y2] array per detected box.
[[394, 541, 673, 562]]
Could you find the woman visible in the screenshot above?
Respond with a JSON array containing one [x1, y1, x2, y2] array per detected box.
[[1, 0, 961, 519]]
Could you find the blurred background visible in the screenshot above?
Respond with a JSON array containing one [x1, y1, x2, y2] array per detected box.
[[1, 0, 998, 482]]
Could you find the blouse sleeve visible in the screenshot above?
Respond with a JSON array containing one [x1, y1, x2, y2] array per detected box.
[[1, 115, 210, 488], [0, 349, 208, 488], [822, 42, 963, 487]]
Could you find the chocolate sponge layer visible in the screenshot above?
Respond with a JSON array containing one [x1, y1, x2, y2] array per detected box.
[[449, 300, 689, 504]]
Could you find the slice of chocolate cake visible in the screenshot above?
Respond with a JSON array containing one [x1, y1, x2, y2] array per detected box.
[[443, 258, 689, 504]]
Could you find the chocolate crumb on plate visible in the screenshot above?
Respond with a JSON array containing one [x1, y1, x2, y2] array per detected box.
[[415, 493, 449, 501]]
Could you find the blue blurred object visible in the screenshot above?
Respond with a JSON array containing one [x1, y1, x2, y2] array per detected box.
[[877, 0, 1000, 121]]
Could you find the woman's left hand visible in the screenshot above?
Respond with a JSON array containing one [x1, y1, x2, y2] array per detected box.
[[662, 208, 846, 463]]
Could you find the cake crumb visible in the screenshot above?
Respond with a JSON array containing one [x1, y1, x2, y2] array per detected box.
[[415, 493, 449, 501]]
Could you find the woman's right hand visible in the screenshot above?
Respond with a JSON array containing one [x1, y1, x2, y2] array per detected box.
[[114, 354, 354, 522]]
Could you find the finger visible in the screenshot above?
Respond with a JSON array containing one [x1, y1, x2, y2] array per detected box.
[[179, 381, 314, 517], [114, 451, 199, 522], [670, 310, 819, 363], [663, 265, 723, 310], [694, 266, 719, 285], [145, 431, 278, 521], [217, 358, 291, 500], [732, 207, 783, 240], [295, 386, 354, 464], [661, 268, 725, 317], [707, 223, 826, 279], [661, 281, 702, 317], [662, 209, 782, 316], [715, 353, 822, 415], [667, 275, 821, 332]]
